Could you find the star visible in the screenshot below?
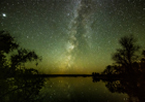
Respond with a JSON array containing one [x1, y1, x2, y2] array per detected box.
[[67, 13, 70, 16], [2, 13, 6, 17]]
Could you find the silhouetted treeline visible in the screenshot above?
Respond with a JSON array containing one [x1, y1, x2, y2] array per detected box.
[[92, 72, 100, 76], [101, 35, 145, 77], [0, 31, 45, 102], [93, 35, 145, 102]]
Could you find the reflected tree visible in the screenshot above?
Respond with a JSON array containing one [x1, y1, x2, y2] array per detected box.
[[105, 78, 145, 102], [0, 31, 45, 102]]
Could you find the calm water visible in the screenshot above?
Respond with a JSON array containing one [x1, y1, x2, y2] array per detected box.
[[39, 77, 128, 102]]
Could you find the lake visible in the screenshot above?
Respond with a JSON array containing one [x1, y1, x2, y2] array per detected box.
[[1, 76, 144, 102], [39, 77, 129, 102]]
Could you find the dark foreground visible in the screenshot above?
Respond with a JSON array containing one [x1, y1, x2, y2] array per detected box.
[[1, 74, 145, 102]]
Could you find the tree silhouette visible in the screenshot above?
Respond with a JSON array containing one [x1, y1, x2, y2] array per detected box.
[[142, 50, 145, 57], [0, 31, 18, 53], [96, 35, 145, 102], [112, 35, 140, 73], [102, 65, 113, 75], [141, 50, 145, 62], [0, 31, 44, 102]]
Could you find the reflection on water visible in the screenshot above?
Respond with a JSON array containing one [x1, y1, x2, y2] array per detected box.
[[1, 76, 145, 102], [0, 75, 45, 102], [39, 77, 128, 102], [96, 76, 145, 102]]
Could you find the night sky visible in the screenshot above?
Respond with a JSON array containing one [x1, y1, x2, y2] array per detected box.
[[0, 0, 145, 74]]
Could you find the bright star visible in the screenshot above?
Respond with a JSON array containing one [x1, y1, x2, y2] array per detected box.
[[2, 13, 6, 17]]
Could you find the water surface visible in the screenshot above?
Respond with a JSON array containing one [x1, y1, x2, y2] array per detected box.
[[39, 77, 128, 102]]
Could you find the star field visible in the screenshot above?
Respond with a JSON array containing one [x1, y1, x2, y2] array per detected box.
[[0, 0, 145, 74]]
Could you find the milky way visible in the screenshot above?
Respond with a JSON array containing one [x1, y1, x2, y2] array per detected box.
[[0, 0, 145, 74], [62, 0, 95, 71]]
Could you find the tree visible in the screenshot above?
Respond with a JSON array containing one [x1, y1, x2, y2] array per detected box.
[[112, 35, 140, 73], [141, 50, 145, 62], [0, 31, 44, 102], [0, 31, 18, 53], [0, 31, 41, 78], [142, 50, 145, 57], [102, 65, 113, 75]]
